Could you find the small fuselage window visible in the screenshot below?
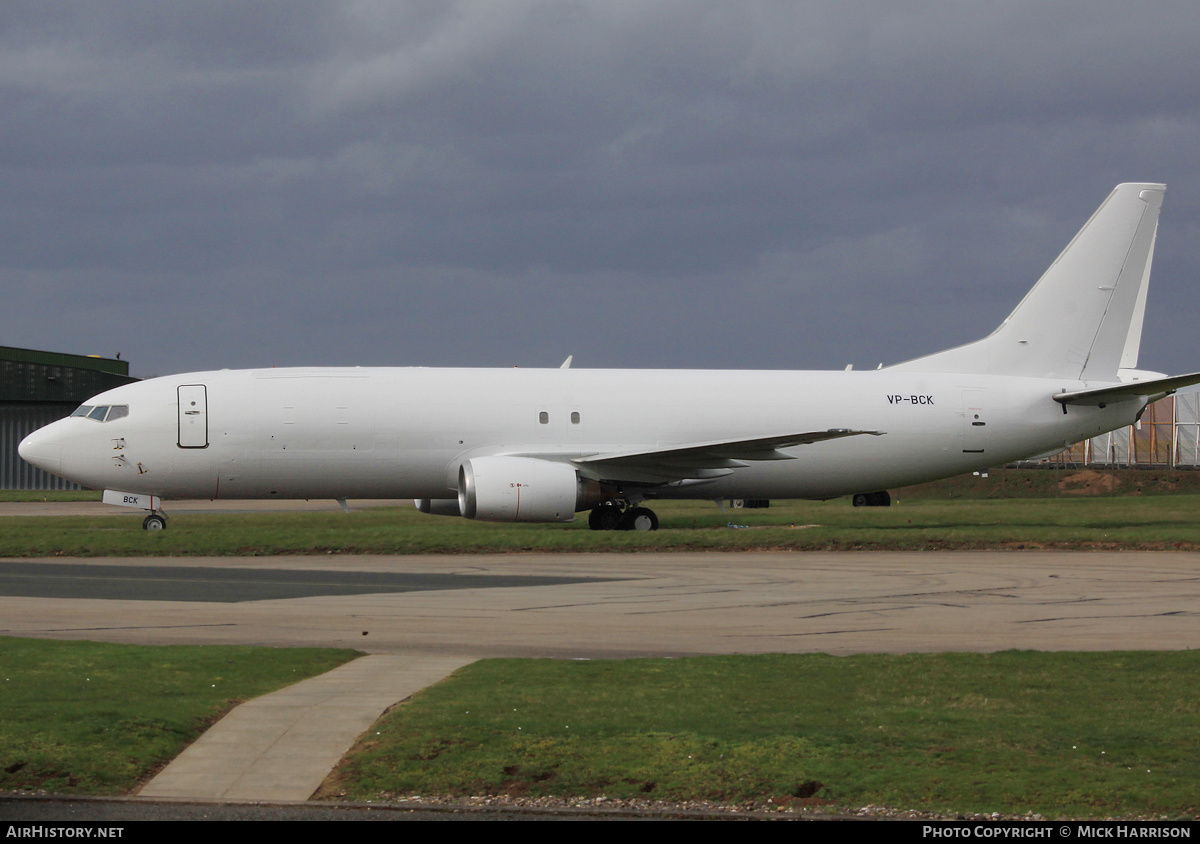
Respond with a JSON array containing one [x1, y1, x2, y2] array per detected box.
[[72, 404, 129, 422]]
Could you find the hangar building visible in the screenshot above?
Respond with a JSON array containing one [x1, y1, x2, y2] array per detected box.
[[1, 346, 137, 490]]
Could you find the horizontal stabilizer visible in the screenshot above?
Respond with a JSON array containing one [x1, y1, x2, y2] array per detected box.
[[572, 429, 884, 483], [1053, 371, 1200, 406]]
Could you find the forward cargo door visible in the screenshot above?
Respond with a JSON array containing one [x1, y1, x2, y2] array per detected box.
[[178, 384, 209, 448]]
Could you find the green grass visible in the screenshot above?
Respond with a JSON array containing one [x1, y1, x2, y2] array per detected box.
[[0, 637, 359, 794], [4, 494, 1200, 556], [326, 652, 1200, 818], [1, 641, 1196, 816]]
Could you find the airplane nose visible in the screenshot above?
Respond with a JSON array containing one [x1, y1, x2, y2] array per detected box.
[[18, 427, 62, 474]]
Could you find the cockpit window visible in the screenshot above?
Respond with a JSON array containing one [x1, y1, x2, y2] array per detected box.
[[72, 404, 129, 422]]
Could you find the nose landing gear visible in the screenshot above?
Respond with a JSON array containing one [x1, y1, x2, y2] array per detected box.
[[142, 512, 168, 531], [101, 490, 169, 530]]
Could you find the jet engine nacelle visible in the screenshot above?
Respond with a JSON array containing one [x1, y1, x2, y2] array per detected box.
[[414, 498, 462, 516], [458, 456, 610, 522]]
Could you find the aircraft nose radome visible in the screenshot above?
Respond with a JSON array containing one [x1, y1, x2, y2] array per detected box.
[[18, 428, 61, 474]]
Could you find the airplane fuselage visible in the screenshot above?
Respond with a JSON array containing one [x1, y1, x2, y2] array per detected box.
[[16, 183, 1187, 531], [22, 366, 1141, 504]]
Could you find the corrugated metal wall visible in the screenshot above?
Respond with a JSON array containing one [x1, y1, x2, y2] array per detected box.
[[1, 404, 81, 490], [2, 347, 135, 490]]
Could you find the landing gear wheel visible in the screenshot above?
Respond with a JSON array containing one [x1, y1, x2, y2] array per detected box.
[[852, 494, 869, 507], [620, 507, 659, 531], [142, 513, 167, 531], [589, 503, 624, 531]]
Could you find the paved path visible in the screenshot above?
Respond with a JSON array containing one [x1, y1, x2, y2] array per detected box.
[[138, 654, 473, 801]]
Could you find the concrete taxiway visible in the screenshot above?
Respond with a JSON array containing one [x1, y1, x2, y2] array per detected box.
[[3, 551, 1197, 657]]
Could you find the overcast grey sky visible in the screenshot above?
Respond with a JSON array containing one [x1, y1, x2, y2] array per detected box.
[[3, 1, 1199, 378]]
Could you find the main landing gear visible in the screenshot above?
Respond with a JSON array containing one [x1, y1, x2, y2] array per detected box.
[[588, 501, 659, 531]]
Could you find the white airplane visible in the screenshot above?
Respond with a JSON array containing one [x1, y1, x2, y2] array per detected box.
[[19, 183, 1200, 531]]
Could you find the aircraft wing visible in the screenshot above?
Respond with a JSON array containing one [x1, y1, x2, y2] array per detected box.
[[568, 429, 884, 484], [1053, 371, 1200, 406]]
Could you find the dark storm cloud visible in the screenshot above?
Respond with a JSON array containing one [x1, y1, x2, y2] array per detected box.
[[2, 1, 1199, 376]]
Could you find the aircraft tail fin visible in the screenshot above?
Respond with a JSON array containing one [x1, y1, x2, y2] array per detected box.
[[891, 183, 1166, 381]]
